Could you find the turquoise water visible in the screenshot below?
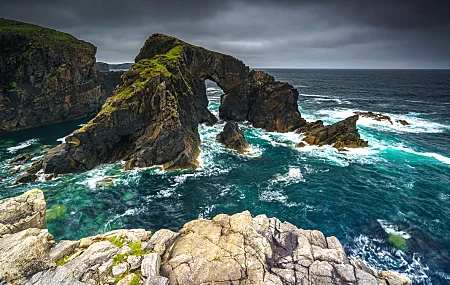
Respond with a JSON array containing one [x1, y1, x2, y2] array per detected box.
[[1, 69, 450, 284]]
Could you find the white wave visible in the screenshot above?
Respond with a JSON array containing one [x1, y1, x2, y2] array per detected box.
[[391, 145, 450, 165], [295, 143, 381, 167], [348, 234, 430, 284], [295, 85, 309, 88], [299, 93, 331, 98], [377, 219, 411, 239], [308, 98, 350, 104], [314, 108, 449, 133], [198, 204, 217, 219], [6, 138, 40, 153], [56, 137, 66, 143], [259, 189, 299, 207], [271, 167, 305, 185]]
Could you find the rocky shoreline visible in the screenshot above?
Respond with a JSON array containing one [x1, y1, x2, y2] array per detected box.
[[0, 190, 411, 285]]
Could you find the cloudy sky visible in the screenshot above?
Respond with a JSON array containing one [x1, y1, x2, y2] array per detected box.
[[1, 0, 449, 68]]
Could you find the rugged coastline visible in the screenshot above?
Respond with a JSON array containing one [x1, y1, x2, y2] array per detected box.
[[0, 18, 121, 132], [0, 190, 411, 285]]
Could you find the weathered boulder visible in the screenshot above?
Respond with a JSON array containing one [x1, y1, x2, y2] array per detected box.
[[296, 115, 369, 150], [216, 121, 249, 153], [0, 228, 55, 283], [220, 70, 306, 132], [0, 189, 46, 236], [160, 211, 411, 285], [0, 18, 121, 132]]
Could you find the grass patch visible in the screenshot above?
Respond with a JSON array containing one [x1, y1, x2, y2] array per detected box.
[[108, 236, 126, 248], [56, 251, 77, 266], [112, 253, 127, 265], [130, 274, 141, 285], [129, 241, 150, 256]]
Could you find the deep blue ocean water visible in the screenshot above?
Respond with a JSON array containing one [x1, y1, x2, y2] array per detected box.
[[1, 69, 449, 284]]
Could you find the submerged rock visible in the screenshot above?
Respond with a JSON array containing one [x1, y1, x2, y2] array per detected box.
[[43, 34, 305, 174], [296, 115, 369, 150], [216, 121, 249, 153], [8, 153, 33, 164], [0, 190, 411, 285], [0, 18, 121, 132]]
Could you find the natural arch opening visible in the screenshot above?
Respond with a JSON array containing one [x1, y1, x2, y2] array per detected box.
[[204, 79, 224, 118]]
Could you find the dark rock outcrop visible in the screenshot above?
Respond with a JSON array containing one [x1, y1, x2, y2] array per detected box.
[[0, 18, 121, 132], [216, 122, 249, 153], [296, 115, 368, 150], [44, 34, 304, 174], [220, 70, 306, 132], [354, 111, 410, 126], [94, 62, 110, 72]]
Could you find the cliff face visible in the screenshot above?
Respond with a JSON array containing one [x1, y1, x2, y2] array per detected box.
[[44, 34, 306, 174], [220, 70, 306, 132], [0, 190, 412, 285], [0, 18, 120, 132]]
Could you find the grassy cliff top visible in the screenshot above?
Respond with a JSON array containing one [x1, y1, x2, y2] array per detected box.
[[0, 18, 92, 48]]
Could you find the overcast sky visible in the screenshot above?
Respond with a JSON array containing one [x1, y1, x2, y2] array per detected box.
[[1, 0, 449, 68]]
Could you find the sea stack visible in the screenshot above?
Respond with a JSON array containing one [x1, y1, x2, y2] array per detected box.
[[216, 122, 250, 153]]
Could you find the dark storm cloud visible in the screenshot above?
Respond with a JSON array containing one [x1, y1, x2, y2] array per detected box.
[[1, 0, 449, 68]]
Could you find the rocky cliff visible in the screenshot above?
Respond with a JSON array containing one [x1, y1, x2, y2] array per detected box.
[[0, 190, 411, 285], [0, 18, 121, 132], [43, 34, 307, 174]]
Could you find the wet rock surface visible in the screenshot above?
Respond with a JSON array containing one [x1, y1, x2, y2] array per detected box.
[[0, 190, 410, 285], [0, 18, 121, 132], [220, 70, 306, 132], [216, 122, 249, 153], [296, 115, 369, 150], [354, 111, 410, 126]]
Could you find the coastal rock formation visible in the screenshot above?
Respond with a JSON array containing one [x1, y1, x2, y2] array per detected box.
[[296, 115, 368, 150], [0, 190, 411, 285], [0, 18, 121, 132], [0, 189, 46, 236], [43, 34, 305, 174], [216, 122, 249, 153], [354, 111, 410, 126], [220, 70, 306, 132]]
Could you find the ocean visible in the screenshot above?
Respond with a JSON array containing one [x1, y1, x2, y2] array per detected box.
[[1, 69, 449, 284]]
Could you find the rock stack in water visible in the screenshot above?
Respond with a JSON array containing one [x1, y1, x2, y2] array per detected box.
[[296, 115, 368, 150], [0, 18, 121, 132], [0, 190, 412, 285], [216, 122, 249, 153]]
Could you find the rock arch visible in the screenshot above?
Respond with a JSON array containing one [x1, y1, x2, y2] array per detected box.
[[44, 34, 305, 174]]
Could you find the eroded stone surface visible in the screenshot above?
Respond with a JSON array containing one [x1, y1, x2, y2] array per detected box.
[[0, 189, 46, 236]]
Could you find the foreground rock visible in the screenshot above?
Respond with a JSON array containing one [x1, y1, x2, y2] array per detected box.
[[216, 122, 249, 153], [354, 111, 410, 126], [43, 34, 304, 174], [0, 189, 46, 236], [0, 190, 410, 285], [296, 115, 369, 150], [0, 18, 121, 132]]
